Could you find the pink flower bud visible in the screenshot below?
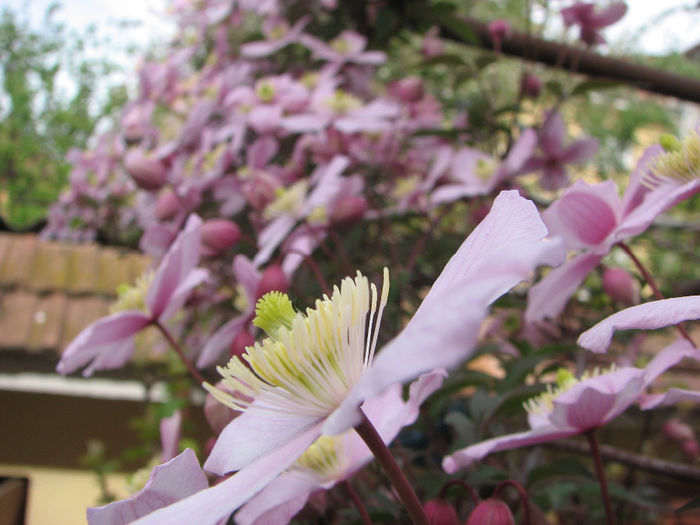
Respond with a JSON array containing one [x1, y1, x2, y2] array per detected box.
[[242, 172, 280, 210], [124, 149, 167, 191], [465, 499, 515, 525], [520, 73, 542, 98], [663, 418, 695, 442], [423, 498, 460, 525], [488, 19, 512, 41], [256, 265, 288, 299], [390, 77, 425, 102], [200, 219, 241, 256], [230, 330, 256, 359], [330, 196, 367, 226], [422, 26, 444, 59], [682, 439, 700, 461], [155, 190, 184, 221], [602, 267, 640, 306]]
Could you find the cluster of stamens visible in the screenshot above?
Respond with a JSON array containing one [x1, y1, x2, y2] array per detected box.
[[205, 269, 389, 419], [643, 130, 700, 189]]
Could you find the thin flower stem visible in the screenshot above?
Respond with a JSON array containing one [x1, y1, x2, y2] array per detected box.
[[154, 321, 205, 385], [618, 242, 696, 347], [285, 248, 331, 296], [355, 411, 429, 525], [585, 429, 616, 525], [341, 480, 373, 525]]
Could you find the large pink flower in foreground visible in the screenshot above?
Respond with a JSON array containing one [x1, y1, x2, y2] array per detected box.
[[57, 215, 209, 376], [129, 190, 564, 524], [443, 339, 699, 473], [526, 144, 700, 323]]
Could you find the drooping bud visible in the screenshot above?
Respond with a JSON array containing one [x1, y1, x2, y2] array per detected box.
[[520, 73, 542, 99], [423, 498, 460, 525], [602, 267, 640, 306], [155, 190, 184, 221], [124, 149, 167, 191], [663, 418, 695, 442], [465, 499, 515, 525], [330, 195, 367, 226], [682, 439, 700, 461], [255, 265, 288, 299], [487, 19, 512, 53], [200, 219, 241, 256]]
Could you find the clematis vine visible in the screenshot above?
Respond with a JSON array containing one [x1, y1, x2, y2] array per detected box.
[[121, 190, 564, 524], [56, 215, 209, 377]]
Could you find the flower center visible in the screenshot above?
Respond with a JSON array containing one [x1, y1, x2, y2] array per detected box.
[[110, 270, 154, 314], [524, 366, 615, 418], [263, 180, 308, 219], [644, 130, 700, 188], [205, 269, 390, 419], [293, 434, 346, 479]]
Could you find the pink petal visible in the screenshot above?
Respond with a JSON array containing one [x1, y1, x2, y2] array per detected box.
[[56, 311, 151, 375], [442, 425, 578, 474], [577, 296, 700, 353], [640, 387, 700, 410], [525, 252, 602, 322], [205, 407, 321, 475], [500, 128, 537, 177], [161, 410, 182, 462], [544, 180, 620, 248], [235, 474, 316, 525], [147, 215, 202, 318], [592, 2, 627, 28], [247, 136, 279, 170], [540, 111, 565, 157], [642, 339, 700, 383], [196, 314, 248, 369], [561, 138, 598, 165], [159, 268, 210, 323], [254, 215, 296, 267], [132, 423, 323, 525], [88, 449, 207, 525], [620, 145, 661, 216], [548, 368, 645, 429]]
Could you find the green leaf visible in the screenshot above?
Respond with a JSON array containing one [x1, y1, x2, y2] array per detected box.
[[527, 458, 594, 486], [421, 53, 465, 67]]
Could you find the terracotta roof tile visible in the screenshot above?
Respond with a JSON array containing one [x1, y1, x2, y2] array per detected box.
[[0, 290, 37, 349], [0, 233, 151, 368]]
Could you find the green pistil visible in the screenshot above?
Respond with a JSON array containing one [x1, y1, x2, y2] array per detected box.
[[659, 133, 682, 153], [253, 291, 297, 339]]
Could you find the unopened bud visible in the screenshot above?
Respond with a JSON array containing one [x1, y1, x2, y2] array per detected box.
[[155, 190, 183, 221], [602, 267, 640, 306], [465, 499, 515, 525], [520, 73, 542, 99], [230, 331, 255, 362], [124, 149, 167, 191], [663, 418, 695, 442], [487, 19, 511, 53], [255, 265, 288, 299], [391, 77, 425, 102], [200, 219, 241, 256], [423, 498, 460, 525], [682, 439, 700, 461], [330, 196, 367, 225]]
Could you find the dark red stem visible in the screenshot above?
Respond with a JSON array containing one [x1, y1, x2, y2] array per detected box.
[[354, 411, 429, 525], [585, 429, 616, 525], [341, 480, 373, 525], [154, 320, 205, 385]]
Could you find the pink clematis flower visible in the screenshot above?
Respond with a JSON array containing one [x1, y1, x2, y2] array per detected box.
[[519, 111, 598, 190], [526, 144, 700, 323], [240, 16, 310, 58], [443, 338, 700, 473], [235, 372, 444, 525], [127, 190, 564, 524], [431, 129, 537, 205], [561, 2, 627, 47], [87, 449, 208, 525], [57, 215, 209, 376], [300, 30, 386, 67]]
